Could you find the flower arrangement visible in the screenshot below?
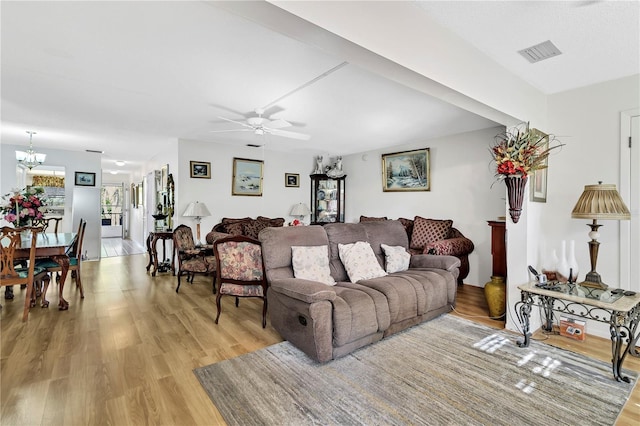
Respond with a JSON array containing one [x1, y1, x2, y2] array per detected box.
[[491, 122, 563, 181], [1, 187, 47, 227], [289, 219, 303, 227]]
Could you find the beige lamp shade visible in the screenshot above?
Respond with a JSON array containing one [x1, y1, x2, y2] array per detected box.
[[182, 201, 211, 219], [290, 203, 311, 217], [570, 182, 630, 289], [182, 201, 211, 244], [571, 183, 630, 220]]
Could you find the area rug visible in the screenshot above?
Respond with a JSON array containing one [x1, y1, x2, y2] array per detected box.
[[194, 315, 637, 425]]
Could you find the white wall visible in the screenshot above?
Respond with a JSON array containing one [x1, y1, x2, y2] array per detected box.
[[504, 74, 640, 336], [342, 126, 505, 286], [1, 144, 102, 259], [176, 139, 314, 234]]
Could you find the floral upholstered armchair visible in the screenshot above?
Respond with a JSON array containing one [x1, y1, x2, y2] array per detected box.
[[173, 225, 216, 293], [213, 235, 268, 328]]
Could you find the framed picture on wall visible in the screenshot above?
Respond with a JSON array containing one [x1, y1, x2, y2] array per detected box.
[[381, 148, 430, 192], [530, 129, 549, 202], [190, 161, 211, 179], [285, 173, 299, 187], [75, 171, 96, 187], [232, 158, 263, 196]]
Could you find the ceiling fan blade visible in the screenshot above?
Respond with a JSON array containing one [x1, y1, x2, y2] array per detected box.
[[268, 119, 291, 129], [210, 129, 253, 133], [268, 129, 311, 140], [217, 116, 253, 129]]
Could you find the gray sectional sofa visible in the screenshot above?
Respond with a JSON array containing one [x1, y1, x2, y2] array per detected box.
[[259, 220, 461, 362]]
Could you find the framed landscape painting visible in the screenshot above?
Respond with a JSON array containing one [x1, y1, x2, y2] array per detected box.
[[75, 171, 96, 187], [381, 148, 430, 192], [190, 161, 211, 179], [232, 158, 263, 196]]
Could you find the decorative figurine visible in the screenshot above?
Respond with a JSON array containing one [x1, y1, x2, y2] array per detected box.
[[313, 156, 324, 174]]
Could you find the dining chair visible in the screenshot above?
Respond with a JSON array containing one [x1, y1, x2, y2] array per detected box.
[[213, 235, 268, 328], [36, 219, 86, 304], [32, 217, 63, 234], [0, 226, 47, 321], [173, 224, 216, 293]]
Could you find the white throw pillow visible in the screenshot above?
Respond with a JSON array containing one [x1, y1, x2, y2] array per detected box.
[[338, 241, 387, 283], [381, 244, 411, 273], [291, 245, 336, 286]]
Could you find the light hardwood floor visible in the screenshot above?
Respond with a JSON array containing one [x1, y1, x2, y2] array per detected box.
[[1, 255, 638, 425]]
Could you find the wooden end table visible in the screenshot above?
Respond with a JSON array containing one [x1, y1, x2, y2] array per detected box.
[[515, 282, 640, 382], [146, 230, 175, 276]]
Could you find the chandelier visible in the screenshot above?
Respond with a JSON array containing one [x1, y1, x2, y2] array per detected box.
[[16, 131, 46, 169]]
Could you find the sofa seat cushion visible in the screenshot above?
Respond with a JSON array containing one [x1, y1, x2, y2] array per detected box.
[[410, 217, 453, 250], [357, 269, 455, 324], [331, 285, 382, 347]]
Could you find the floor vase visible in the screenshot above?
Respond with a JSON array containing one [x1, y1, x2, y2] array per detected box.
[[505, 176, 528, 223], [484, 275, 506, 319]]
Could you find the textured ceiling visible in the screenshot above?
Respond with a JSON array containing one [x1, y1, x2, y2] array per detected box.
[[1, 1, 637, 175]]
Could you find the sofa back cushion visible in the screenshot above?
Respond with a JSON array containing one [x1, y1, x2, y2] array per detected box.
[[259, 226, 330, 282]]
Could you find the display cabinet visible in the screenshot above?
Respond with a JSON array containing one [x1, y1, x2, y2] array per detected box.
[[310, 174, 346, 224]]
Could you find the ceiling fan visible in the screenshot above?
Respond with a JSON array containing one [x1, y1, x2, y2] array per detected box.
[[211, 108, 310, 140]]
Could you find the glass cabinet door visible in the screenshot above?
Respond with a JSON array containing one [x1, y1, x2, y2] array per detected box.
[[310, 174, 346, 224]]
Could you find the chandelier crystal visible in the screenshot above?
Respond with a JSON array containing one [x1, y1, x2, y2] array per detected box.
[[15, 131, 46, 169]]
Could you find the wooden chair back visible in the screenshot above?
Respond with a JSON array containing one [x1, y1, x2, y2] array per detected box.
[[32, 217, 63, 234], [0, 226, 40, 321]]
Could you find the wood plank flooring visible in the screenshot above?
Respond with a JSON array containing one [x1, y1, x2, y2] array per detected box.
[[1, 255, 638, 425], [100, 237, 147, 258]]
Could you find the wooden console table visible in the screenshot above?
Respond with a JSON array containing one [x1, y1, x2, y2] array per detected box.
[[146, 230, 175, 276], [515, 282, 640, 382]]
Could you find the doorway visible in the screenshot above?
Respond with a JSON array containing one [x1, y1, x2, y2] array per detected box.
[[101, 183, 124, 238]]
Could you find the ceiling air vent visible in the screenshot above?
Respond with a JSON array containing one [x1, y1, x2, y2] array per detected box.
[[518, 40, 562, 63], [246, 144, 262, 148]]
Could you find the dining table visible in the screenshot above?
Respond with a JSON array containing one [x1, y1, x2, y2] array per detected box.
[[15, 232, 77, 310]]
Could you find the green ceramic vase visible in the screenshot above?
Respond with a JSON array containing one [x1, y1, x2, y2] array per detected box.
[[484, 276, 506, 320]]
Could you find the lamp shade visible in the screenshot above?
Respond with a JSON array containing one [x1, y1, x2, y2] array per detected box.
[[182, 201, 211, 218], [290, 203, 311, 217], [571, 183, 630, 220]]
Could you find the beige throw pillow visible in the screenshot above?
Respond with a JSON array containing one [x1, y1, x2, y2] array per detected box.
[[338, 241, 387, 283], [381, 244, 411, 273], [291, 245, 336, 286]]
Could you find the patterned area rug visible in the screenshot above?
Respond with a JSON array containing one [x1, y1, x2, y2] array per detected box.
[[194, 315, 637, 425]]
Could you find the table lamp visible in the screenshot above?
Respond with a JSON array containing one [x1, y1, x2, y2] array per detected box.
[[290, 203, 311, 224], [571, 182, 630, 289], [183, 201, 211, 245]]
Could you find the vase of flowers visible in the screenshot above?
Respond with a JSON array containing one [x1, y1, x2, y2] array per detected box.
[[491, 122, 563, 223], [1, 187, 47, 227]]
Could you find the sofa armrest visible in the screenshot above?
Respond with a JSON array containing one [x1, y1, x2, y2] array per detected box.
[[424, 237, 474, 257], [270, 278, 337, 304], [205, 231, 230, 245], [410, 254, 461, 273]]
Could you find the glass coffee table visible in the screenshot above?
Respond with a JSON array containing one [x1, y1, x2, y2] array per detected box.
[[515, 281, 640, 382]]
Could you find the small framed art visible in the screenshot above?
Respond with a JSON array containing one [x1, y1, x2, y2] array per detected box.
[[381, 148, 430, 192], [190, 161, 211, 179], [75, 171, 96, 187], [232, 157, 263, 196], [285, 173, 300, 187]]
